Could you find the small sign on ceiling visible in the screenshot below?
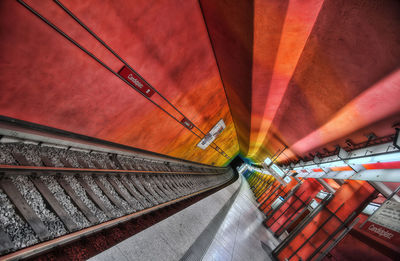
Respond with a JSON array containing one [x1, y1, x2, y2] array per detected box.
[[118, 66, 155, 98], [181, 118, 194, 129]]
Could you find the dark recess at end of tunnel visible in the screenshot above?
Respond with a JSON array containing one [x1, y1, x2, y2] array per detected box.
[[229, 154, 245, 170]]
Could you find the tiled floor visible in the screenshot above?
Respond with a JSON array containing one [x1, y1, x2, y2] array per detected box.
[[202, 177, 280, 261]]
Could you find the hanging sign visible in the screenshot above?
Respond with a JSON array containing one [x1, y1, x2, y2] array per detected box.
[[308, 199, 319, 210], [197, 119, 226, 150], [271, 196, 284, 209], [362, 199, 400, 244], [283, 176, 292, 184], [118, 66, 155, 98], [181, 118, 194, 129]]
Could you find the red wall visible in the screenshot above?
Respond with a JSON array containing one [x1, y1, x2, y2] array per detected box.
[[0, 0, 238, 166]]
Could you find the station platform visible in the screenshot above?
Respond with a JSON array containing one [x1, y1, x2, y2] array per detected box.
[[201, 176, 280, 261], [89, 175, 279, 261]]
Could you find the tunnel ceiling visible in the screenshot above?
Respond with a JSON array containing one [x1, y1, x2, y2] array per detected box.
[[1, 0, 400, 166]]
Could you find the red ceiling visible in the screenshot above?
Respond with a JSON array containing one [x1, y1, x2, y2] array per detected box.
[[1, 0, 399, 165], [201, 0, 400, 163]]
